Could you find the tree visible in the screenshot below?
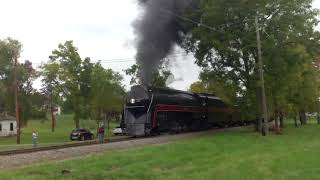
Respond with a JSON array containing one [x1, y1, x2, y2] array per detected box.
[[90, 63, 125, 129], [0, 38, 47, 127], [189, 70, 239, 106], [0, 38, 22, 114], [125, 64, 173, 88], [48, 41, 94, 128], [41, 62, 61, 131], [18, 60, 41, 126], [183, 0, 320, 133]]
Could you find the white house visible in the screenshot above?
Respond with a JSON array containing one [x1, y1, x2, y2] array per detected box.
[[0, 114, 17, 137]]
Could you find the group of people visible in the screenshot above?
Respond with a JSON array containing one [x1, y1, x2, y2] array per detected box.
[[30, 125, 106, 148]]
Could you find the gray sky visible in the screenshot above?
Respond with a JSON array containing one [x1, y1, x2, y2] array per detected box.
[[0, 0, 319, 90]]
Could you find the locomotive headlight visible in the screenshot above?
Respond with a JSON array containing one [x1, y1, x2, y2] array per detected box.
[[130, 98, 135, 104]]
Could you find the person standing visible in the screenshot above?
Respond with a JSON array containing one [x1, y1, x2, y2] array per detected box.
[[97, 126, 105, 143], [32, 129, 38, 148], [100, 126, 105, 143]]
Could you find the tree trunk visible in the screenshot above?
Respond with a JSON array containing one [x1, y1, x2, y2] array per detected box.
[[299, 111, 307, 125], [51, 106, 55, 132], [294, 112, 298, 128], [299, 111, 303, 125], [317, 102, 320, 124], [75, 119, 80, 128], [103, 112, 107, 127], [274, 110, 279, 129], [279, 111, 284, 128], [303, 111, 308, 124], [256, 88, 263, 133], [254, 119, 260, 132], [302, 111, 307, 125], [74, 115, 80, 128], [107, 113, 110, 137]]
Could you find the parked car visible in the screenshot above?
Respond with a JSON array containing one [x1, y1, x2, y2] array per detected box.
[[70, 128, 94, 141], [113, 126, 125, 135]]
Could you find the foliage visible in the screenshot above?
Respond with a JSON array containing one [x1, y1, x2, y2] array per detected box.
[[40, 62, 61, 105], [19, 60, 45, 123], [0, 38, 44, 124], [0, 38, 22, 113], [185, 0, 320, 121], [125, 64, 173, 88], [190, 69, 239, 105], [90, 63, 125, 120], [44, 41, 125, 128], [48, 41, 94, 128]]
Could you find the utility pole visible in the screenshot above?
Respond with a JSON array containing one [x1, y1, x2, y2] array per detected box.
[[14, 56, 21, 144], [50, 88, 55, 132], [255, 15, 269, 136]]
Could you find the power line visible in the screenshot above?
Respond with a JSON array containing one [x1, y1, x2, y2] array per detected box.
[[160, 8, 218, 32], [27, 53, 195, 66]]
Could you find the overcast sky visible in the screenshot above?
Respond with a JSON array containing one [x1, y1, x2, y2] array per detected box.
[[0, 0, 320, 90]]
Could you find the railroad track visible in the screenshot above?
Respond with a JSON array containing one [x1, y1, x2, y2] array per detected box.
[[0, 126, 251, 170], [0, 136, 133, 156], [0, 126, 250, 156]]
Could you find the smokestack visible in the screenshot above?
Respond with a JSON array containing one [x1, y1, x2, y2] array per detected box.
[[133, 0, 195, 85]]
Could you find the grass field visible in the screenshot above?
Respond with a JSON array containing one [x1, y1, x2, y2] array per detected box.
[[0, 114, 118, 151], [1, 121, 320, 179]]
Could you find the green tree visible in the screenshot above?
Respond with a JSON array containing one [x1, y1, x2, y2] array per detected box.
[[40, 62, 61, 131], [190, 70, 239, 106], [18, 60, 41, 126], [0, 38, 43, 126], [90, 63, 125, 126], [48, 41, 94, 128], [0, 38, 22, 114], [125, 64, 172, 88], [183, 0, 320, 131]]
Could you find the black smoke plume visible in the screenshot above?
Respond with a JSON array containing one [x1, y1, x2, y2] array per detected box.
[[133, 0, 195, 85]]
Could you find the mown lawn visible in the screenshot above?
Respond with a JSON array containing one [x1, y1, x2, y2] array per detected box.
[[0, 114, 118, 150], [1, 121, 320, 180]]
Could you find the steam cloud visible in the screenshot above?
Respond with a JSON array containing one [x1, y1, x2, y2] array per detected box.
[[133, 0, 195, 85]]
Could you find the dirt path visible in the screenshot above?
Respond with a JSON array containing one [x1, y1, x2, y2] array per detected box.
[[0, 127, 244, 170]]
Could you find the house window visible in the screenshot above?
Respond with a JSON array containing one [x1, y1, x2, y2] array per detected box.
[[10, 123, 13, 131], [0, 123, 2, 131]]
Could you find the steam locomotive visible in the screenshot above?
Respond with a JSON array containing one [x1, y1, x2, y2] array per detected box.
[[121, 85, 244, 136]]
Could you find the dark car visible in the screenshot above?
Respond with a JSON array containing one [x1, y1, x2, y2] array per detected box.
[[70, 128, 94, 141]]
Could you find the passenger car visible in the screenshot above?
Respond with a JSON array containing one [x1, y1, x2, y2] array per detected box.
[[70, 128, 94, 141]]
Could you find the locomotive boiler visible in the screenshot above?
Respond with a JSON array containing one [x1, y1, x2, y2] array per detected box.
[[121, 85, 239, 136]]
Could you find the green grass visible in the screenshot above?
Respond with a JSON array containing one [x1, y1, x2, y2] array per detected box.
[[1, 121, 320, 179], [0, 114, 119, 150]]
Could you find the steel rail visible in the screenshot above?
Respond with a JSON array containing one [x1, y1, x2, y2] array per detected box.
[[0, 136, 133, 156]]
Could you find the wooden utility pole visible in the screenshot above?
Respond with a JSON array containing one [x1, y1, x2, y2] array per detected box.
[[50, 88, 55, 132], [255, 15, 269, 136], [51, 104, 56, 132], [14, 56, 21, 144]]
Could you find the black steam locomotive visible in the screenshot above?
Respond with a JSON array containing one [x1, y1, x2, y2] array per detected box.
[[121, 85, 244, 136]]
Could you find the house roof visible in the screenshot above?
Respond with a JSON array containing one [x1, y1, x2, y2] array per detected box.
[[0, 113, 16, 122]]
